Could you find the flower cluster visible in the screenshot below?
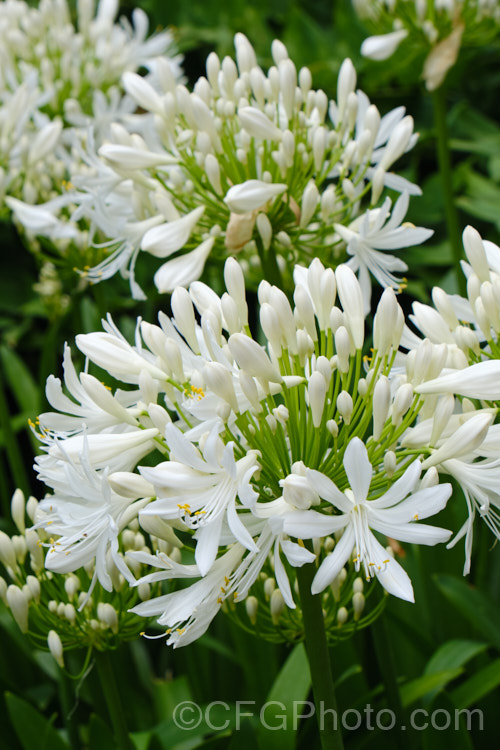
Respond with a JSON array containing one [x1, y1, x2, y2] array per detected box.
[[10, 32, 432, 302], [354, 0, 500, 90], [29, 256, 473, 648], [0, 0, 181, 300], [0, 488, 173, 664]]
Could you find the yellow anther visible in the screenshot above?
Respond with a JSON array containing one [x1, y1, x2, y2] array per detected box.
[[413, 514, 419, 520], [297, 539, 305, 547], [383, 559, 390, 564]]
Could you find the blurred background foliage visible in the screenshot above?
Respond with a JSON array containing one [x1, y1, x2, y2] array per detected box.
[[1, 1, 500, 748]]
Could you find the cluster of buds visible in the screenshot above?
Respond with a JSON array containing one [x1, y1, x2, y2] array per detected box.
[[0, 489, 167, 666], [230, 544, 387, 644], [9, 32, 431, 303], [354, 0, 500, 90]]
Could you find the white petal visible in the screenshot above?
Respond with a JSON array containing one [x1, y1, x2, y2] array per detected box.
[[369, 460, 422, 509], [195, 517, 223, 575], [142, 206, 205, 258], [306, 469, 352, 512], [274, 540, 295, 608], [154, 237, 214, 293], [282, 509, 348, 539], [311, 525, 355, 594], [416, 361, 500, 400], [343, 438, 372, 503]]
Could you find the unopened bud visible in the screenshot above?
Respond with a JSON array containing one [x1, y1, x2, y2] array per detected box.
[[97, 603, 119, 633], [337, 391, 353, 424], [270, 589, 285, 624], [6, 585, 29, 633], [264, 578, 275, 600], [48, 630, 64, 668], [353, 591, 365, 621], [11, 490, 25, 533], [246, 595, 259, 625], [337, 606, 348, 625]]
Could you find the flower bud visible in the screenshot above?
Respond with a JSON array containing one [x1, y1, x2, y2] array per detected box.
[[308, 371, 327, 428], [48, 630, 64, 668], [270, 589, 285, 624], [11, 489, 25, 533], [337, 606, 348, 625], [26, 576, 41, 603], [6, 585, 29, 633], [0, 531, 17, 571], [245, 595, 258, 625], [280, 474, 319, 510], [353, 592, 365, 621], [264, 578, 275, 600], [97, 603, 119, 633], [337, 391, 353, 424]]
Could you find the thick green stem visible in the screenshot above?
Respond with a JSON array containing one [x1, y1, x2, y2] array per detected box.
[[95, 651, 134, 750], [431, 88, 466, 296], [297, 563, 345, 750]]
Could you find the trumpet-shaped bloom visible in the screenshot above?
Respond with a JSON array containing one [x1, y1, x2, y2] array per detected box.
[[283, 438, 452, 602], [139, 425, 260, 575]]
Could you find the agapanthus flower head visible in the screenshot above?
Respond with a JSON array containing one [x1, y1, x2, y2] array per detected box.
[[31, 257, 458, 648], [1, 0, 182, 304], [0, 489, 166, 661], [354, 0, 500, 90], [27, 32, 433, 301]]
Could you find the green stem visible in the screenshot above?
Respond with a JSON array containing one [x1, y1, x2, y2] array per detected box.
[[297, 563, 345, 750], [95, 651, 134, 750], [431, 87, 466, 296]]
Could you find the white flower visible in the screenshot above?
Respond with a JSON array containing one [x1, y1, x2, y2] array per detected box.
[[335, 192, 433, 308], [282, 438, 452, 601], [139, 424, 260, 575], [35, 447, 137, 594]]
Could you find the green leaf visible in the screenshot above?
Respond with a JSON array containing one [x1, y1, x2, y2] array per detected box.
[[425, 640, 486, 675], [5, 692, 70, 750], [422, 640, 486, 704], [401, 670, 463, 708], [88, 714, 115, 750], [256, 643, 311, 750], [0, 345, 40, 415], [450, 658, 500, 708], [434, 575, 500, 652]]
